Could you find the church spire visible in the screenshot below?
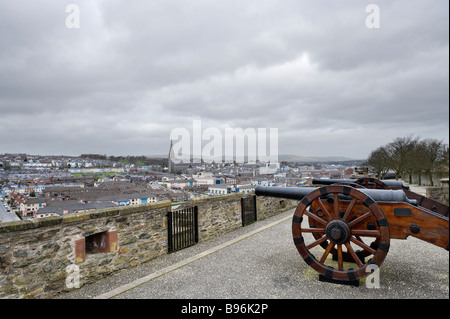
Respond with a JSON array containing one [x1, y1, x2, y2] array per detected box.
[[168, 139, 176, 174]]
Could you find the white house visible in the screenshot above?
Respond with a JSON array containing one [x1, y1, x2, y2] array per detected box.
[[208, 184, 233, 196], [235, 184, 255, 194], [251, 179, 275, 187]]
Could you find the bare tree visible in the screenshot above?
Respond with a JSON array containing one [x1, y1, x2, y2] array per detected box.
[[412, 140, 428, 185], [367, 146, 390, 179], [367, 136, 448, 185], [404, 139, 427, 185], [385, 135, 420, 180], [421, 138, 446, 186], [440, 144, 449, 171]]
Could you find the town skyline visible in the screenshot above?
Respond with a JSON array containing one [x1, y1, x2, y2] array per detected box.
[[1, 151, 362, 163]]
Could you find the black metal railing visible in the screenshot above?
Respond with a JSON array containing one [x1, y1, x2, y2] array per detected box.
[[167, 206, 199, 253], [241, 195, 257, 226]]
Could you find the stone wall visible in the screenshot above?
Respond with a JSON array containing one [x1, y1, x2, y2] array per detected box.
[[188, 194, 298, 242], [404, 172, 449, 187], [257, 196, 298, 220], [426, 178, 449, 205], [0, 201, 171, 299], [0, 193, 298, 299]]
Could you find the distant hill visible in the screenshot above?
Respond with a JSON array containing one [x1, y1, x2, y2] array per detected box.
[[278, 155, 360, 162], [146, 154, 361, 163]]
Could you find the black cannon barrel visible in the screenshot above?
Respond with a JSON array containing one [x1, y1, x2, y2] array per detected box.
[[255, 186, 417, 205], [311, 178, 409, 190], [255, 186, 317, 200], [382, 180, 410, 189]]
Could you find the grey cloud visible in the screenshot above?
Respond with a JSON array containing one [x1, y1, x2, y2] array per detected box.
[[0, 0, 448, 158]]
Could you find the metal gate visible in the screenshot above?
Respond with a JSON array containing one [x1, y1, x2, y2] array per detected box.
[[241, 195, 257, 226], [167, 206, 198, 253]]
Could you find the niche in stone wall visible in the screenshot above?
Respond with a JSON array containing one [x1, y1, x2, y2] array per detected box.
[[86, 232, 108, 254], [75, 230, 118, 263]]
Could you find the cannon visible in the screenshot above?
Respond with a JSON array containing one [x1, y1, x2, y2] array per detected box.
[[311, 177, 409, 190], [255, 182, 449, 284], [312, 178, 449, 217]]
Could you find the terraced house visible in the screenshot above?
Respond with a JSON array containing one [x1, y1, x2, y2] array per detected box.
[[19, 197, 47, 217], [34, 201, 117, 218], [97, 193, 157, 207]]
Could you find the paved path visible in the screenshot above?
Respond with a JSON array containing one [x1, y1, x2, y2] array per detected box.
[[407, 184, 429, 196], [58, 207, 449, 300]]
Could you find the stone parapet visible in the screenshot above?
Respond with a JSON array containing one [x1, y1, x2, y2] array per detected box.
[[0, 194, 298, 299]]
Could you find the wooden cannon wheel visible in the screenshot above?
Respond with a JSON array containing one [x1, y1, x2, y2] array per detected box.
[[308, 213, 381, 263], [308, 180, 379, 262], [292, 185, 390, 282], [355, 177, 389, 189]]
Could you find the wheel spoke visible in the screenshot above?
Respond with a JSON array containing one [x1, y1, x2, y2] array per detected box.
[[333, 193, 339, 219], [348, 211, 373, 228], [344, 242, 364, 268], [341, 198, 357, 222], [337, 244, 344, 271], [301, 228, 326, 233], [304, 209, 328, 226], [320, 242, 335, 264], [306, 235, 328, 250], [350, 237, 377, 255], [315, 198, 332, 221]]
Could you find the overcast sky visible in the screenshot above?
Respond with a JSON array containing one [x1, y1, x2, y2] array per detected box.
[[0, 0, 448, 160]]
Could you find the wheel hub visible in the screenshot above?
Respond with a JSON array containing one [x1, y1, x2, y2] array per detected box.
[[325, 220, 351, 245]]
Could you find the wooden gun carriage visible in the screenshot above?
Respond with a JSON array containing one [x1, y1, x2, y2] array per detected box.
[[255, 178, 449, 284]]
